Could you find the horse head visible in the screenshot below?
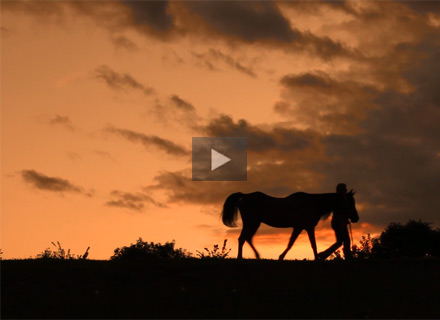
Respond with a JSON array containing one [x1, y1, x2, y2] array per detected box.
[[346, 189, 359, 223]]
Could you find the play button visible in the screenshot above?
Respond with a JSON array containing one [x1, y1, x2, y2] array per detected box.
[[211, 149, 231, 171], [192, 137, 247, 181]]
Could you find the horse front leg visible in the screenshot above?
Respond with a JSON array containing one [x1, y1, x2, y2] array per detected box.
[[279, 228, 302, 260], [306, 228, 318, 260]]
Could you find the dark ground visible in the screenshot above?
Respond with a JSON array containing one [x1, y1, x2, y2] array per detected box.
[[2, 258, 440, 319]]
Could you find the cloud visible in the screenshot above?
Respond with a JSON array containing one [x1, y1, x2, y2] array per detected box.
[[200, 114, 315, 154], [396, 1, 440, 15], [94, 65, 154, 95], [191, 49, 257, 77], [185, 1, 297, 43], [275, 71, 380, 134], [110, 35, 139, 51], [151, 95, 200, 128], [106, 126, 189, 157], [184, 1, 352, 60], [120, 1, 174, 33], [170, 94, 195, 112], [94, 150, 116, 162], [49, 114, 75, 131], [105, 190, 165, 211], [4, 1, 355, 60], [21, 170, 90, 195]]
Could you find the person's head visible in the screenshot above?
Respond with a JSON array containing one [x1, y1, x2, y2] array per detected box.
[[336, 183, 347, 194]]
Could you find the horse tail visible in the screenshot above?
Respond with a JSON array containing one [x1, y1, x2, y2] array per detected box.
[[222, 192, 243, 227]]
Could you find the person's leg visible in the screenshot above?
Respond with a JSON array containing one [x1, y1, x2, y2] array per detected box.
[[340, 225, 352, 259], [318, 225, 344, 260]]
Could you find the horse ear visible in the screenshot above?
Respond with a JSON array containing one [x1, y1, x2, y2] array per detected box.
[[348, 189, 356, 196]]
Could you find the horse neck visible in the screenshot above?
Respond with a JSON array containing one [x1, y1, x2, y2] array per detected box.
[[318, 193, 339, 216]]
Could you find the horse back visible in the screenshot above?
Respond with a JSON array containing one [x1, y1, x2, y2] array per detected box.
[[239, 192, 332, 228]]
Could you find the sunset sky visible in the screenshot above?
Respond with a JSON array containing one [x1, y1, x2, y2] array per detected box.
[[2, 1, 440, 260]]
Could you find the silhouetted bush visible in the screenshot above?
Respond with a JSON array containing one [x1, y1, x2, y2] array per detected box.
[[375, 220, 437, 258], [37, 241, 90, 260], [352, 234, 379, 259], [111, 238, 191, 261], [196, 239, 231, 259], [353, 220, 440, 259]]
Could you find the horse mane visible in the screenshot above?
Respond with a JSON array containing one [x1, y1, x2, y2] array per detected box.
[[321, 210, 332, 221], [315, 193, 337, 221]]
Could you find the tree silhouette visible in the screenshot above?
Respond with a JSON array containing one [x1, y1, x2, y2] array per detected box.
[[373, 220, 439, 258]]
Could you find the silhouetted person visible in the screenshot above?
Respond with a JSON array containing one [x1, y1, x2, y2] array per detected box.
[[318, 183, 357, 260]]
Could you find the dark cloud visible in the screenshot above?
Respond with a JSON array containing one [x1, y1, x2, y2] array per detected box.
[[397, 0, 440, 15], [106, 126, 189, 157], [49, 114, 75, 131], [106, 190, 165, 211], [185, 1, 352, 60], [151, 95, 199, 128], [21, 170, 89, 195], [201, 114, 315, 154], [170, 95, 195, 112], [186, 1, 295, 43], [192, 49, 257, 77], [110, 35, 139, 51], [276, 71, 380, 134], [191, 52, 219, 72], [120, 1, 174, 32], [4, 1, 354, 60], [94, 65, 154, 95]]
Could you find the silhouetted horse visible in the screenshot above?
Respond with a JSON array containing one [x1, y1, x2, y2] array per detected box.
[[222, 191, 359, 260]]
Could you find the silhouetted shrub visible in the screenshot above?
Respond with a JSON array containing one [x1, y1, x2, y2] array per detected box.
[[352, 234, 379, 259], [111, 238, 191, 261], [196, 239, 231, 259], [37, 241, 90, 260], [371, 220, 438, 259]]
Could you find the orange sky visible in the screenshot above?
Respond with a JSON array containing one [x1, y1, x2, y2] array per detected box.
[[2, 1, 439, 260]]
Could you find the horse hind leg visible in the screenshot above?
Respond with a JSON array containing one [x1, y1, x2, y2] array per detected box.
[[237, 234, 245, 259], [238, 222, 261, 259], [279, 228, 302, 261]]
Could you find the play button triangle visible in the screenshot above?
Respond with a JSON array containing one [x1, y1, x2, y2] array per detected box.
[[211, 149, 231, 171]]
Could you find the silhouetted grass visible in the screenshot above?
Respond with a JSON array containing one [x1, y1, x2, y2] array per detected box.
[[2, 258, 440, 319]]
